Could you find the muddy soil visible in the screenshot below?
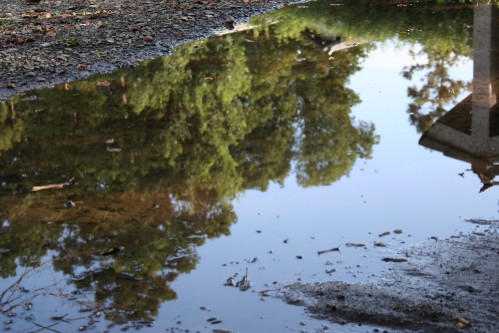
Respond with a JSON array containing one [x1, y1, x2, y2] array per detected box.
[[278, 220, 498, 332], [0, 0, 301, 102]]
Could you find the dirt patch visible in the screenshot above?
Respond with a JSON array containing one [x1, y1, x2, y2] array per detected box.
[[0, 0, 301, 101], [278, 221, 498, 332]]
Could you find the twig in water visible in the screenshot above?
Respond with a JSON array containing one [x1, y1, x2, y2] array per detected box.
[[32, 322, 62, 333], [317, 247, 340, 255]]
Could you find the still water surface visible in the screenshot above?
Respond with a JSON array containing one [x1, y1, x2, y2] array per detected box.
[[1, 1, 498, 332]]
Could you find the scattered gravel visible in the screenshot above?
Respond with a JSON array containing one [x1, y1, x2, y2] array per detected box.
[[0, 0, 303, 101]]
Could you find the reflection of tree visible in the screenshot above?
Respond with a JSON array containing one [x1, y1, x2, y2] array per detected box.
[[0, 100, 24, 157], [0, 0, 479, 326], [402, 47, 472, 133], [294, 45, 376, 186], [0, 4, 379, 328], [257, 0, 475, 134]]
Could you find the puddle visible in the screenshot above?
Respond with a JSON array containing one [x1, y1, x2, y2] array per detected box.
[[1, 1, 498, 332]]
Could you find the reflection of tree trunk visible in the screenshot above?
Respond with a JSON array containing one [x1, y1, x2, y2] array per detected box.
[[9, 98, 15, 119], [472, 4, 493, 143], [121, 94, 128, 105]]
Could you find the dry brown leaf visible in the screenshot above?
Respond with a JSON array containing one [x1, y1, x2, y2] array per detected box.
[[44, 12, 52, 19], [76, 64, 86, 70], [455, 315, 469, 329], [143, 35, 154, 42], [21, 12, 38, 19], [204, 76, 214, 81], [96, 81, 111, 87], [46, 30, 57, 37]]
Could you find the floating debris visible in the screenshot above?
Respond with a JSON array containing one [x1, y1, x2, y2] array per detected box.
[[455, 315, 470, 329], [32, 177, 76, 192], [207, 317, 222, 324], [326, 268, 336, 274], [465, 218, 496, 225], [64, 200, 76, 208], [106, 146, 122, 153], [317, 247, 340, 255], [224, 277, 234, 287], [345, 243, 366, 248], [378, 231, 390, 237], [393, 229, 403, 234], [97, 246, 124, 256], [373, 242, 387, 247], [235, 268, 251, 291], [382, 258, 407, 263], [50, 313, 68, 322]]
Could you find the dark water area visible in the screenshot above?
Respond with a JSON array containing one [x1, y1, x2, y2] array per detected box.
[[1, 1, 498, 332]]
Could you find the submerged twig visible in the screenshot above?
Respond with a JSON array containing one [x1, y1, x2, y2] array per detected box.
[[317, 247, 340, 255], [31, 177, 76, 192], [32, 322, 62, 333]]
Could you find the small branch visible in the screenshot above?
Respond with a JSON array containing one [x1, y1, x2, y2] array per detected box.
[[31, 322, 62, 333], [317, 247, 340, 255]]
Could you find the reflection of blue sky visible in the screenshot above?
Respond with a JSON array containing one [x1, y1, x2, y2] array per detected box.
[[162, 41, 496, 333]]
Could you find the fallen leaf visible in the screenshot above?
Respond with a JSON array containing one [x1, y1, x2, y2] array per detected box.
[[143, 35, 154, 42], [242, 0, 250, 3], [284, 2, 292, 7], [455, 315, 469, 329], [204, 76, 214, 81], [46, 30, 57, 37], [21, 12, 39, 19], [96, 81, 110, 87], [44, 12, 52, 19], [76, 64, 86, 70]]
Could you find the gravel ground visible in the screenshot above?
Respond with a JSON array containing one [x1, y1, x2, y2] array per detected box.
[[0, 0, 301, 101], [278, 220, 499, 332]]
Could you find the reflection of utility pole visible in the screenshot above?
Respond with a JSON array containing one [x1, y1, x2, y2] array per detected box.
[[472, 5, 496, 148], [419, 5, 499, 191]]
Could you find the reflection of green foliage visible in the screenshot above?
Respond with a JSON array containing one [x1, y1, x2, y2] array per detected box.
[[0, 99, 24, 156], [0, 22, 374, 322], [255, 0, 474, 134], [402, 35, 473, 132], [1, 0, 478, 327]]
